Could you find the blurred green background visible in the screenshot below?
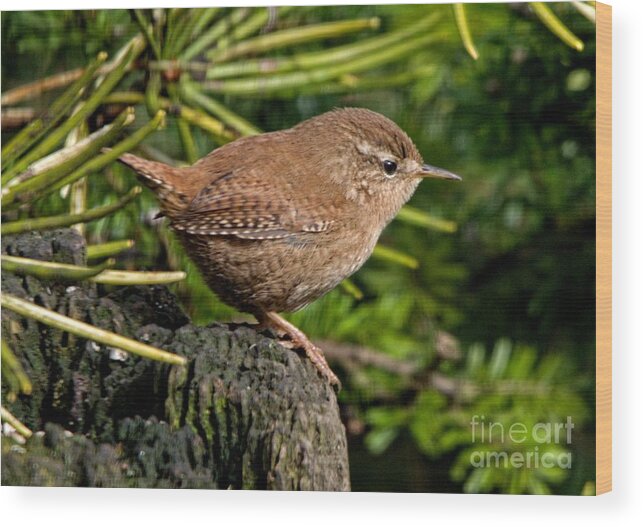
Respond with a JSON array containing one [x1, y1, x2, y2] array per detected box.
[[1, 2, 596, 494]]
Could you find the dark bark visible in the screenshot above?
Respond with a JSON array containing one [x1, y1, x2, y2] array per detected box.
[[1, 230, 350, 490]]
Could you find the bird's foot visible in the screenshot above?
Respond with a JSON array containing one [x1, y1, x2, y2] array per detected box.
[[256, 311, 341, 388], [278, 337, 341, 389]]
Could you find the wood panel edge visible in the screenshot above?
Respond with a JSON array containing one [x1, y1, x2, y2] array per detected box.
[[595, 0, 612, 496]]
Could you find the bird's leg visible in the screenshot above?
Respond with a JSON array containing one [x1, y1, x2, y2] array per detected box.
[[256, 311, 340, 387]]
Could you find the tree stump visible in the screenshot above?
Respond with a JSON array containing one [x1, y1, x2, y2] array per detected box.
[[1, 229, 350, 491]]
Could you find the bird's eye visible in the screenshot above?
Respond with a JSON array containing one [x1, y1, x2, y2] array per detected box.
[[382, 159, 397, 176]]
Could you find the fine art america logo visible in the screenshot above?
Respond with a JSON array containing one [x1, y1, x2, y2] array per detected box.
[[469, 415, 574, 469]]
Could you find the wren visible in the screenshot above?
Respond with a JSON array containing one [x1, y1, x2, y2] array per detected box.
[[117, 107, 461, 386]]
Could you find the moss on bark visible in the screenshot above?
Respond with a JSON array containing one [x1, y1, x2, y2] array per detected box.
[[1, 230, 350, 490]]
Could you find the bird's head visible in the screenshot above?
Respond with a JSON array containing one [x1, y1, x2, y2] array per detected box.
[[296, 108, 461, 218]]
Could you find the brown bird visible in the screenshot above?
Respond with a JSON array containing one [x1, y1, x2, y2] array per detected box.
[[116, 108, 461, 386]]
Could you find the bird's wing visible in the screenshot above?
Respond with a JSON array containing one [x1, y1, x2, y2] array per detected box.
[[170, 170, 334, 240]]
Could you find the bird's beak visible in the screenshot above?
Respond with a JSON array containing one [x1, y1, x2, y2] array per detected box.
[[419, 163, 462, 181]]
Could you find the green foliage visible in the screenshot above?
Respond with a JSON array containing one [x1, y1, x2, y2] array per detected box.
[[363, 339, 591, 494], [1, 339, 32, 401], [1, 3, 597, 494]]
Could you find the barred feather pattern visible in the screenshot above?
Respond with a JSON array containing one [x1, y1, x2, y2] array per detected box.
[[116, 108, 429, 314], [116, 153, 190, 217]]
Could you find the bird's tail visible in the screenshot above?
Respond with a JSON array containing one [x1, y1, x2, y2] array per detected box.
[[114, 152, 190, 217]]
